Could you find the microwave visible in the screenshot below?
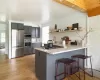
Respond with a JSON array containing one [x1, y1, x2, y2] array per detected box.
[[24, 34, 31, 37]]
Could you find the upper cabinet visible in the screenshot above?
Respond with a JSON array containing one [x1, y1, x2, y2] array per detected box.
[[31, 27, 36, 38], [18, 23, 24, 30], [24, 26, 32, 34], [11, 22, 24, 30], [36, 27, 40, 38], [11, 23, 18, 29], [31, 27, 40, 38]]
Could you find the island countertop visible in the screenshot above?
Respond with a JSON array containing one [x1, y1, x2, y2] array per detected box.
[[35, 45, 87, 55], [35, 45, 86, 80]]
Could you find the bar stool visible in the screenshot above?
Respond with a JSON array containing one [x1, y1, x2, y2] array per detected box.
[[71, 54, 93, 80], [55, 58, 78, 80]]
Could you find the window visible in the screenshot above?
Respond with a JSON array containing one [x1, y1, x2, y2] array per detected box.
[[1, 32, 5, 43], [42, 26, 49, 46]]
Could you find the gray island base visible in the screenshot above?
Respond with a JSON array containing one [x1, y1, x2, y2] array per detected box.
[[35, 46, 86, 80]]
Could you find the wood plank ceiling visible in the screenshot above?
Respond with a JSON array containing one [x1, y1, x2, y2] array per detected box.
[[54, 0, 100, 17]]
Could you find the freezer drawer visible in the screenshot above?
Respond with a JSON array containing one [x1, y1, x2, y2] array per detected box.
[[12, 48, 24, 58]]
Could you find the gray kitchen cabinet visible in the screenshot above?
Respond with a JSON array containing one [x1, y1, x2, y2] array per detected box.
[[28, 26, 32, 34], [24, 47, 32, 55], [36, 27, 40, 38], [24, 47, 28, 55], [32, 27, 36, 38], [32, 42, 42, 53], [11, 22, 24, 30], [18, 23, 24, 30], [24, 26, 29, 34], [11, 22, 18, 29], [31, 27, 40, 38], [24, 26, 32, 34], [35, 50, 46, 80]]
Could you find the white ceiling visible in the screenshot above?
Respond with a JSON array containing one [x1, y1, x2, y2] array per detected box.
[[0, 0, 81, 24]]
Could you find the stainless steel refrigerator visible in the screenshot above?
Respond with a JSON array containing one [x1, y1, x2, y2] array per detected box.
[[11, 29, 24, 58]]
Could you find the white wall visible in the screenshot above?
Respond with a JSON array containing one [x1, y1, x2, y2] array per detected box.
[[87, 15, 100, 70], [43, 11, 87, 44]]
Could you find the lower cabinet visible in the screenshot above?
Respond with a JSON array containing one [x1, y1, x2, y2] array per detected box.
[[35, 50, 46, 80], [24, 42, 42, 55], [24, 47, 32, 55], [32, 42, 42, 53]]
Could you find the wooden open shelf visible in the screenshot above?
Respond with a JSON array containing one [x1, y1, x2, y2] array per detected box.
[[49, 30, 82, 33]]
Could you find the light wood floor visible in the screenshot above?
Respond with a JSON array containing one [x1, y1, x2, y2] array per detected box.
[[0, 54, 99, 80], [64, 72, 100, 80], [0, 55, 38, 80]]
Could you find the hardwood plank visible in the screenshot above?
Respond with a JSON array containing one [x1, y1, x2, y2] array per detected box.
[[0, 55, 38, 80], [0, 54, 99, 80]]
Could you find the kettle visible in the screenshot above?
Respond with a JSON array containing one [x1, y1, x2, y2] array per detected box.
[[47, 40, 53, 48]]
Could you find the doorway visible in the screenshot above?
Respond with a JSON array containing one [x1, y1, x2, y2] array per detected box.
[[0, 22, 8, 62]]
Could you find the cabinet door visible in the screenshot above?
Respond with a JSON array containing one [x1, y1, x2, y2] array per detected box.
[[36, 27, 40, 38], [24, 47, 28, 55], [35, 50, 46, 80], [32, 27, 36, 38], [28, 26, 32, 34], [18, 23, 24, 30], [24, 26, 32, 34], [24, 47, 32, 55], [11, 22, 18, 29], [24, 26, 29, 34], [32, 43, 42, 53]]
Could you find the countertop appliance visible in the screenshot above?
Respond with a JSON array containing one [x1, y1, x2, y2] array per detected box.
[[47, 40, 53, 48], [24, 34, 31, 38]]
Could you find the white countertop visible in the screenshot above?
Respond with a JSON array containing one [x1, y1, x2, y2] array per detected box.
[[35, 45, 87, 55]]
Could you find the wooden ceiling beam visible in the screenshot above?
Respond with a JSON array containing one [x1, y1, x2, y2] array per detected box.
[[54, 0, 87, 12], [54, 0, 100, 17], [87, 6, 100, 17]]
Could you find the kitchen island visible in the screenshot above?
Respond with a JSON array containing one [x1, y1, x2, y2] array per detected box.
[[35, 45, 87, 80]]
